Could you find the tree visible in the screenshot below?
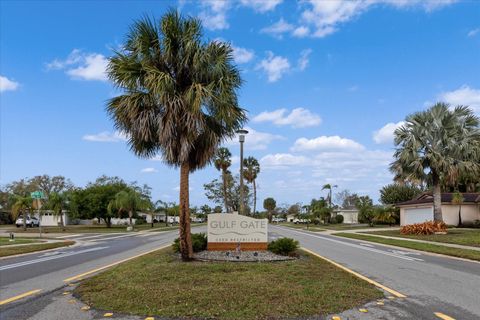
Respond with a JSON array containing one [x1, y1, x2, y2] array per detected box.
[[355, 196, 375, 226], [379, 183, 423, 205], [213, 205, 222, 213], [200, 204, 212, 215], [243, 157, 260, 215], [322, 184, 337, 208], [451, 191, 464, 226], [335, 190, 359, 209], [263, 197, 276, 223], [391, 103, 480, 222], [46, 192, 69, 231], [108, 189, 149, 227], [11, 196, 33, 231], [204, 173, 250, 213], [107, 12, 246, 260], [214, 147, 232, 213]]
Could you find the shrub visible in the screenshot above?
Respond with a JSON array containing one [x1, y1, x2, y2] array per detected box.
[[268, 237, 299, 256], [335, 214, 344, 224], [173, 233, 208, 253], [400, 221, 447, 235]]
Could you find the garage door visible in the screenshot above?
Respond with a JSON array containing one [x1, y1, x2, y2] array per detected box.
[[404, 207, 433, 225]]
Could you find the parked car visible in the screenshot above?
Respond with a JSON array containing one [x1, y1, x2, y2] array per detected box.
[[293, 218, 310, 224], [272, 217, 286, 223], [15, 215, 40, 228]]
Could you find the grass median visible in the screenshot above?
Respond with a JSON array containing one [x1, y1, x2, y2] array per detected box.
[[75, 247, 382, 319], [334, 233, 480, 261], [364, 229, 480, 247], [0, 237, 42, 246], [0, 241, 75, 257]]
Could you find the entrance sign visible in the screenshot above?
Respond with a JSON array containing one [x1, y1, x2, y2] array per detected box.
[[207, 213, 268, 251]]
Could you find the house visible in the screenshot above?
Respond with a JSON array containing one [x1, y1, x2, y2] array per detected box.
[[137, 211, 167, 223], [397, 193, 480, 226], [332, 209, 359, 224], [31, 211, 69, 227]]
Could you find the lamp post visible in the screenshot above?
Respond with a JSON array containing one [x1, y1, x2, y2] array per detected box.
[[237, 129, 248, 215]]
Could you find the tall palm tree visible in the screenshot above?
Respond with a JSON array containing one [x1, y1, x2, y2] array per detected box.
[[322, 184, 337, 208], [391, 103, 480, 222], [242, 156, 260, 215], [263, 197, 276, 223], [106, 12, 246, 260], [214, 147, 232, 213], [12, 196, 33, 231], [46, 192, 68, 231]]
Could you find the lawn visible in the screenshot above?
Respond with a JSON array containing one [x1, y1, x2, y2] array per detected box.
[[279, 222, 390, 231], [0, 237, 43, 246], [3, 223, 204, 234], [277, 223, 325, 232], [75, 247, 382, 319], [335, 233, 480, 261], [0, 241, 75, 257], [364, 229, 480, 247]]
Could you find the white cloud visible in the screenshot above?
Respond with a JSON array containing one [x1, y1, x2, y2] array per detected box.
[[141, 167, 158, 173], [373, 121, 405, 144], [0, 75, 20, 92], [199, 0, 231, 30], [297, 49, 312, 71], [260, 18, 294, 38], [149, 155, 163, 161], [260, 153, 308, 168], [82, 131, 128, 142], [292, 26, 309, 38], [291, 136, 365, 152], [240, 0, 282, 12], [225, 126, 284, 150], [256, 52, 290, 82], [300, 0, 457, 38], [253, 107, 321, 128], [437, 85, 480, 112], [467, 28, 479, 37], [232, 46, 254, 64], [47, 49, 108, 81]]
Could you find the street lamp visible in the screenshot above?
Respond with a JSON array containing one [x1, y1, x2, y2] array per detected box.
[[237, 129, 248, 215]]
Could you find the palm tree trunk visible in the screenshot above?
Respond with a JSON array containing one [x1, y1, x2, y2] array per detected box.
[[253, 179, 257, 215], [179, 162, 193, 260], [458, 205, 462, 226], [129, 211, 133, 227], [268, 210, 272, 223], [60, 211, 65, 231], [432, 172, 443, 222], [222, 169, 228, 213]]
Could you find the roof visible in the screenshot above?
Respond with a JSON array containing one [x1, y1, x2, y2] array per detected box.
[[397, 193, 480, 206]]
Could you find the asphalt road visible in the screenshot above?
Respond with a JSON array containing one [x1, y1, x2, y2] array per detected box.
[[1, 225, 479, 320], [270, 225, 480, 320]]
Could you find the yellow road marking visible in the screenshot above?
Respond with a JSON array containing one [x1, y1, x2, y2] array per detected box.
[[64, 244, 170, 282], [145, 317, 155, 320], [434, 312, 456, 320], [0, 289, 42, 306], [301, 247, 407, 298], [104, 312, 113, 317], [359, 308, 368, 313]]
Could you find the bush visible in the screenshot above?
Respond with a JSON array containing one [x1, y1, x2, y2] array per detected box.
[[335, 214, 344, 224], [400, 221, 447, 235], [173, 233, 208, 253], [268, 237, 299, 256]]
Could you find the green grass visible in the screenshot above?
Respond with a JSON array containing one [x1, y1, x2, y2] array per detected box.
[[4, 223, 204, 234], [364, 229, 480, 247], [0, 241, 75, 257], [335, 233, 480, 261], [321, 224, 391, 231], [75, 247, 382, 319], [0, 237, 43, 246], [277, 223, 325, 232]]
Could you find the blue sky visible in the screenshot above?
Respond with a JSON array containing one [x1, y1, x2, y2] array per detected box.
[[1, 0, 479, 208]]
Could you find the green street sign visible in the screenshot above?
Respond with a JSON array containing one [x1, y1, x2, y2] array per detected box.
[[31, 191, 45, 199]]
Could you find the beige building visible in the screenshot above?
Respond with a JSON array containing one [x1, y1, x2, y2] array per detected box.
[[397, 193, 480, 226], [332, 209, 359, 224]]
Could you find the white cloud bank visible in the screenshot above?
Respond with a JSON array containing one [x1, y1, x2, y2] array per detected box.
[[291, 135, 365, 152], [0, 75, 20, 92], [437, 85, 480, 112], [82, 131, 128, 142], [256, 52, 290, 82], [373, 121, 405, 144], [225, 126, 283, 150], [141, 167, 158, 173], [47, 49, 108, 81], [232, 46, 254, 64], [253, 107, 321, 128]]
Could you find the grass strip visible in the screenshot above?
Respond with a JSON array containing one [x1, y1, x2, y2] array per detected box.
[[0, 237, 42, 246], [75, 247, 382, 319], [335, 233, 480, 261], [0, 241, 75, 257], [363, 229, 480, 247]]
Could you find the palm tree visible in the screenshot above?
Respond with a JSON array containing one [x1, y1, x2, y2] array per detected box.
[[108, 190, 147, 227], [451, 191, 464, 226], [322, 184, 337, 208], [242, 157, 260, 215], [12, 196, 33, 231], [46, 192, 68, 231], [106, 12, 246, 260], [263, 197, 276, 223], [391, 103, 480, 222], [214, 147, 232, 213]]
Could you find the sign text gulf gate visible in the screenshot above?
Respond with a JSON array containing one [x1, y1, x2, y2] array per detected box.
[[207, 213, 268, 251]]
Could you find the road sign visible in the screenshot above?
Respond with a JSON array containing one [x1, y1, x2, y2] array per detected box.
[[31, 191, 45, 199]]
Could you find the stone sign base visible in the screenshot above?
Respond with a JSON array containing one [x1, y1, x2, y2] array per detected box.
[[207, 242, 268, 251]]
